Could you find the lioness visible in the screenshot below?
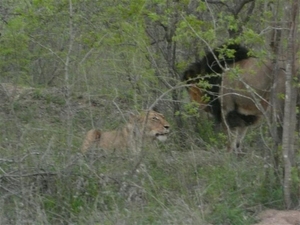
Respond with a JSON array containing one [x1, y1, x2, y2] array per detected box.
[[81, 110, 170, 153]]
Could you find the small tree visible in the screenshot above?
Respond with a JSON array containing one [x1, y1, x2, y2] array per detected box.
[[281, 0, 299, 208]]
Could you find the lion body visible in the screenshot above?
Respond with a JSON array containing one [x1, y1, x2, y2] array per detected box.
[[182, 44, 287, 152], [81, 110, 170, 153]]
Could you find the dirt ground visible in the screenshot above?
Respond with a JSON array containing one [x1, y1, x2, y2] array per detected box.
[[254, 209, 300, 225]]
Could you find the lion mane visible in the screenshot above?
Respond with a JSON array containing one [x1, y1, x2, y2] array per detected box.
[[81, 110, 170, 153]]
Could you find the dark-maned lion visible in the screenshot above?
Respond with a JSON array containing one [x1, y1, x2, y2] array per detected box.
[[182, 43, 287, 152], [81, 110, 170, 154]]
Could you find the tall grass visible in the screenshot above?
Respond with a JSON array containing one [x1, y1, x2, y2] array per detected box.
[[0, 85, 286, 224]]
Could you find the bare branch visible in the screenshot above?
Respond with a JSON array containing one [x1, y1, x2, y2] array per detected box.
[[204, 0, 255, 15], [0, 172, 57, 178], [204, 0, 231, 11], [233, 0, 255, 15], [243, 0, 256, 23]]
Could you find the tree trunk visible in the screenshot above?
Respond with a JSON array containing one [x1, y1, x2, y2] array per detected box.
[[281, 0, 299, 209]]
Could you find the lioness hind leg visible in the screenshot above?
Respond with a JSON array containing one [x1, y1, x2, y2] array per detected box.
[[81, 129, 101, 153]]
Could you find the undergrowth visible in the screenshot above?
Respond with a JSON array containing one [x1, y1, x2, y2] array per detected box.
[[0, 86, 288, 225]]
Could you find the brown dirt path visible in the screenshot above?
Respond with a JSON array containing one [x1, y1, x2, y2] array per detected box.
[[253, 209, 300, 225]]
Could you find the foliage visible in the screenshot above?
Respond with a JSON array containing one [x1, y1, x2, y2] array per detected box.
[[0, 0, 299, 224]]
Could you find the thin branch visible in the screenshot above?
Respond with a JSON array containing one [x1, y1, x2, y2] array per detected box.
[[243, 1, 256, 24], [148, 83, 192, 110], [233, 0, 255, 15], [0, 172, 57, 179], [204, 0, 230, 10], [204, 0, 255, 16], [112, 89, 128, 123], [180, 13, 228, 72], [29, 36, 65, 64]]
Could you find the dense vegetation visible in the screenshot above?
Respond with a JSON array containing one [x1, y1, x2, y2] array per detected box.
[[0, 0, 299, 224]]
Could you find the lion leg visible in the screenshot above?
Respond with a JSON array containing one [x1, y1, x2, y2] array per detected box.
[[81, 129, 101, 153], [226, 126, 248, 153]]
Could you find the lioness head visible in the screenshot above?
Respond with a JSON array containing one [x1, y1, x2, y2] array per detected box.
[[133, 110, 170, 142]]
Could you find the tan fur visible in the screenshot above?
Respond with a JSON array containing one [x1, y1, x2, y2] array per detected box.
[[81, 110, 170, 154], [183, 44, 291, 152], [220, 58, 286, 152], [253, 209, 300, 225], [221, 58, 285, 118]]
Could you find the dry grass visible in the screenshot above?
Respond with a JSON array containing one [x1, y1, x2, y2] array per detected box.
[[0, 83, 297, 225]]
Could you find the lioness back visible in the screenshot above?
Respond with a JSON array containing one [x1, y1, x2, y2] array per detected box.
[[81, 110, 170, 153]]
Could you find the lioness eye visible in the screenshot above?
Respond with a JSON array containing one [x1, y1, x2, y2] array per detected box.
[[152, 116, 159, 120]]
